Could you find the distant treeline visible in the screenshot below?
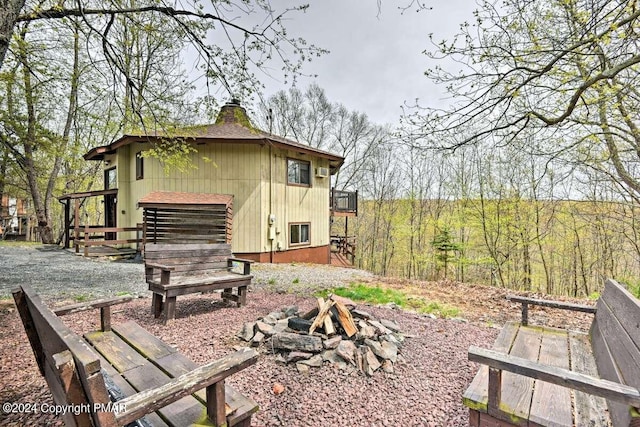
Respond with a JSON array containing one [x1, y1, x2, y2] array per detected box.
[[347, 198, 640, 298]]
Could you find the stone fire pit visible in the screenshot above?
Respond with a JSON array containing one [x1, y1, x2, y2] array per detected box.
[[237, 295, 406, 376]]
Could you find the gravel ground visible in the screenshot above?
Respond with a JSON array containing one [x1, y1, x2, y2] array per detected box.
[[0, 245, 147, 301], [0, 244, 496, 426], [0, 245, 374, 301]]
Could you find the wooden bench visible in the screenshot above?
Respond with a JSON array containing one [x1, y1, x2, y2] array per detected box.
[[13, 285, 259, 427], [144, 243, 253, 323], [463, 279, 640, 427]]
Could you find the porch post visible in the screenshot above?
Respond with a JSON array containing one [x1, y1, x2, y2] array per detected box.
[[64, 200, 70, 248], [74, 199, 80, 252]]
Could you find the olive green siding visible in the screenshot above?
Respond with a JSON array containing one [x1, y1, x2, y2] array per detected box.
[[104, 141, 332, 255]]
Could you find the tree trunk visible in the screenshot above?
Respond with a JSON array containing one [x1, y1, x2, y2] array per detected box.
[[0, 145, 7, 207], [18, 27, 55, 243], [0, 0, 25, 70], [521, 238, 531, 292]]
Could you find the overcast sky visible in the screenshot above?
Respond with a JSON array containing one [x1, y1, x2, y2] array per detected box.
[[259, 1, 476, 125]]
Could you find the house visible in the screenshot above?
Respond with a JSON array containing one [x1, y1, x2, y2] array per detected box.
[[60, 100, 357, 264], [1, 195, 35, 241]]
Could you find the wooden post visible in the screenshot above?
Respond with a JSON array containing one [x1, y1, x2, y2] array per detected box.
[[74, 199, 80, 253], [142, 209, 148, 248], [160, 270, 170, 286], [136, 222, 143, 254], [100, 307, 111, 332], [521, 303, 529, 326], [344, 217, 349, 257], [53, 350, 94, 427], [153, 208, 158, 244], [487, 367, 502, 414], [165, 296, 176, 323], [84, 224, 89, 257], [206, 381, 226, 427], [238, 286, 247, 307], [152, 294, 163, 318], [354, 189, 358, 215], [64, 200, 70, 248], [468, 409, 481, 427]]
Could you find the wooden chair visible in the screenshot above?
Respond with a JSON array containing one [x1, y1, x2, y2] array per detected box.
[[13, 285, 259, 426]]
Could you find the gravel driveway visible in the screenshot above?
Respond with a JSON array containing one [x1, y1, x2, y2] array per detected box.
[[0, 245, 374, 301]]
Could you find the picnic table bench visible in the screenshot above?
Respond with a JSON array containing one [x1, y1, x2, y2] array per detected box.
[[144, 243, 253, 323], [13, 284, 259, 427], [463, 278, 640, 427]]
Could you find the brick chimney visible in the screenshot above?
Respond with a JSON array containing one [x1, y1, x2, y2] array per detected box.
[[215, 99, 252, 127]]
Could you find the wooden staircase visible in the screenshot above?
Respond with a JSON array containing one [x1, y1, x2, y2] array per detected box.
[[331, 251, 353, 268]]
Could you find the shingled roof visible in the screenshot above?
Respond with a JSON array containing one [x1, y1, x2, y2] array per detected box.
[[84, 101, 344, 171], [137, 191, 233, 207]]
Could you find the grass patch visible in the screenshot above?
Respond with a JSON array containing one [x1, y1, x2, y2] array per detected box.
[[414, 300, 460, 318], [74, 294, 90, 303], [0, 241, 42, 247], [292, 278, 300, 284], [116, 291, 131, 297], [268, 278, 276, 285], [615, 278, 640, 299], [327, 283, 406, 306], [627, 283, 640, 299], [318, 283, 460, 318]]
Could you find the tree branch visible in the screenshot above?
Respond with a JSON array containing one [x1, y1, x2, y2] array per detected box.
[[17, 5, 264, 37]]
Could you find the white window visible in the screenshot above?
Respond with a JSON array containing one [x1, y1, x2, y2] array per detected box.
[[290, 223, 310, 246], [287, 159, 311, 186]]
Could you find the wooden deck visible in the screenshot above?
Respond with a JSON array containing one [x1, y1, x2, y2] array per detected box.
[[330, 252, 353, 268], [72, 245, 138, 258]]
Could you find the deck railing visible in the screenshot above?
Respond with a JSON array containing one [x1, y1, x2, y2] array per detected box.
[[330, 235, 356, 264], [331, 188, 358, 215], [73, 224, 142, 257]]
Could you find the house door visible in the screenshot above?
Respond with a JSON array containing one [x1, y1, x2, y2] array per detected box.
[[104, 167, 117, 241], [104, 194, 117, 241]]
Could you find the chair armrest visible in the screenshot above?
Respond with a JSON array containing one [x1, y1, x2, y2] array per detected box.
[[228, 257, 254, 264], [114, 348, 258, 425], [145, 262, 175, 287], [54, 295, 133, 316], [54, 295, 134, 331], [145, 262, 176, 272], [227, 258, 253, 275], [506, 295, 596, 325], [468, 346, 640, 407]]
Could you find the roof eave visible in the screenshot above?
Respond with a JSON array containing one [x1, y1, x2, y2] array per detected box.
[[83, 133, 346, 168], [84, 146, 112, 161], [262, 138, 345, 166]]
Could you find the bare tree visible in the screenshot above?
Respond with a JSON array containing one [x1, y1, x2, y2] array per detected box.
[[356, 140, 401, 275], [258, 84, 389, 191], [408, 0, 640, 199], [2, 1, 326, 135], [259, 84, 333, 149]]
